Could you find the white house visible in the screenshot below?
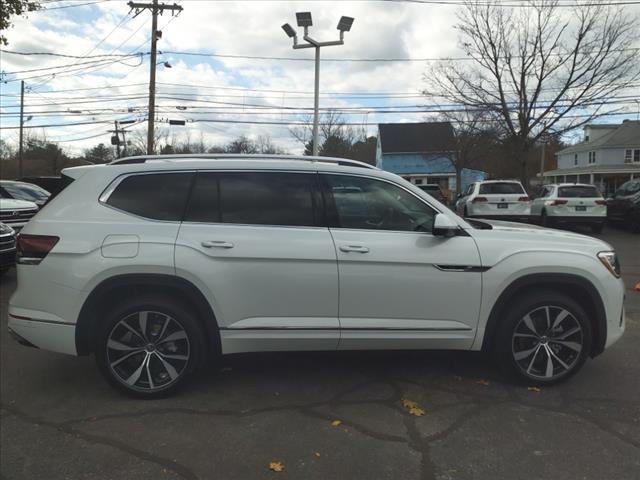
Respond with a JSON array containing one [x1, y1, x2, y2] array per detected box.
[[544, 120, 640, 196]]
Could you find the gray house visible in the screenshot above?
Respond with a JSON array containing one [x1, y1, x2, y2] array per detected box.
[[545, 120, 640, 196]]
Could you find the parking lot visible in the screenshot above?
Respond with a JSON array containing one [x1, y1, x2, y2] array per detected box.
[[1, 226, 638, 480]]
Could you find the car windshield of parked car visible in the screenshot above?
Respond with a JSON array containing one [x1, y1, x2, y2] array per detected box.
[[325, 175, 436, 232], [479, 182, 524, 194], [621, 181, 640, 196], [1, 182, 50, 203], [558, 185, 600, 198]]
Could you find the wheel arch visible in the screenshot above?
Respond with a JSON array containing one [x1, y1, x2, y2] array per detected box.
[[76, 273, 221, 358], [482, 273, 607, 357]]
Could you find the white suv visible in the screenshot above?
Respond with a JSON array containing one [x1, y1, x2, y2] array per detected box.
[[9, 155, 626, 397], [530, 183, 607, 233], [456, 180, 531, 222]]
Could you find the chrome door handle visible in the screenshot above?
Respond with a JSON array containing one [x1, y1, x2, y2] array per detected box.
[[201, 240, 234, 249], [339, 245, 370, 253]]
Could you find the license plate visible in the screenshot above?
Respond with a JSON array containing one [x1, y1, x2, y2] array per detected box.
[[497, 203, 508, 209], [575, 206, 586, 211]]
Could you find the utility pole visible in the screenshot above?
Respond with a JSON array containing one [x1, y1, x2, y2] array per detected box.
[[127, 1, 183, 155], [19, 80, 24, 178], [114, 120, 121, 158], [539, 125, 548, 185]]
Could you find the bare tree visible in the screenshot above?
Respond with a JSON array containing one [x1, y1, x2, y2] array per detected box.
[[439, 109, 500, 194], [424, 0, 639, 186], [290, 110, 359, 156]]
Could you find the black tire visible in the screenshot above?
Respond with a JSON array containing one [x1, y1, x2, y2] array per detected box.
[[628, 214, 640, 233], [590, 222, 604, 234], [541, 210, 551, 228], [494, 290, 592, 385], [95, 294, 206, 398]]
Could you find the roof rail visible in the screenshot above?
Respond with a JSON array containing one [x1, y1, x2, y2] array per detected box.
[[109, 154, 378, 170]]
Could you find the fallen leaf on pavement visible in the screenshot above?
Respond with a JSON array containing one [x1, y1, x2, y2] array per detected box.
[[476, 379, 490, 386], [635, 282, 640, 291], [402, 399, 419, 409], [330, 419, 342, 427], [314, 452, 321, 458], [409, 406, 426, 416], [269, 462, 284, 472], [528, 386, 542, 393]]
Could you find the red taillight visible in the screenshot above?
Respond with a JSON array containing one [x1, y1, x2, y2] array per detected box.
[[472, 196, 488, 203], [518, 196, 530, 202], [595, 199, 607, 205], [16, 234, 59, 265], [550, 199, 568, 206]]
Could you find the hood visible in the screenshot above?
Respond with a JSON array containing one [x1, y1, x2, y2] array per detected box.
[[469, 219, 614, 266], [0, 198, 38, 210]]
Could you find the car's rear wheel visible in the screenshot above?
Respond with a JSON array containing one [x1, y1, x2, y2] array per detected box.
[[590, 222, 604, 234], [541, 210, 551, 227], [95, 295, 205, 398], [495, 291, 592, 385]]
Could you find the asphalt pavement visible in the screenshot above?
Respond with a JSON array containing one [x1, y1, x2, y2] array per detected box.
[[1, 226, 639, 480]]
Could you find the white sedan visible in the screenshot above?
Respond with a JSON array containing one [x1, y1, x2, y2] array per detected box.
[[530, 183, 607, 233]]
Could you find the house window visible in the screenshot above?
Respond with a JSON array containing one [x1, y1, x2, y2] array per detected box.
[[624, 149, 640, 163], [588, 151, 596, 164], [574, 154, 578, 165]]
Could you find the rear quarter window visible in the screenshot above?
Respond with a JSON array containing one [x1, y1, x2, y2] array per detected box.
[[105, 172, 194, 221]]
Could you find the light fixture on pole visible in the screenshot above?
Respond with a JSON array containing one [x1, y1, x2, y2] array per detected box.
[[282, 12, 354, 156]]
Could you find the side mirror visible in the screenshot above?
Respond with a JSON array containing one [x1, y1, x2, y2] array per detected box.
[[433, 213, 459, 237]]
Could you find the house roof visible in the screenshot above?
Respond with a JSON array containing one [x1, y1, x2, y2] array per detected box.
[[557, 120, 640, 155], [542, 163, 640, 177], [378, 122, 455, 154]]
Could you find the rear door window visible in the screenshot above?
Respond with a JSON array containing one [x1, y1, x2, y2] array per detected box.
[[185, 171, 319, 227], [479, 182, 525, 194], [557, 186, 601, 198], [106, 172, 194, 221]]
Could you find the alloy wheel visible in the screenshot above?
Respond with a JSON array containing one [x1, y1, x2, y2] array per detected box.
[[511, 305, 583, 380], [106, 310, 191, 392]]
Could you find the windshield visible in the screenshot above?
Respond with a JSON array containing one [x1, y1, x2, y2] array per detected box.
[[1, 182, 50, 203], [479, 182, 524, 194], [557, 186, 600, 198]]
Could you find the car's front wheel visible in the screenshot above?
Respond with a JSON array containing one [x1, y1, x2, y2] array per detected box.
[[495, 291, 592, 385], [95, 295, 205, 398]]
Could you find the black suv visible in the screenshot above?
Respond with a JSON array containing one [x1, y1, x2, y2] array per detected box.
[[607, 179, 640, 233]]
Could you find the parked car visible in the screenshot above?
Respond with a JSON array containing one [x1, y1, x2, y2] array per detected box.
[[607, 179, 640, 233], [530, 183, 606, 233], [1, 180, 50, 207], [455, 180, 531, 222], [9, 155, 626, 397], [417, 184, 448, 205], [0, 222, 17, 276], [0, 197, 39, 232], [19, 176, 67, 196]]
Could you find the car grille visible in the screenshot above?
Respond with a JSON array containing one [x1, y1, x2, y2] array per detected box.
[[0, 208, 38, 225], [0, 234, 16, 252]]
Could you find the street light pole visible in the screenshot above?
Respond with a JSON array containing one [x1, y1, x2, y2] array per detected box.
[[282, 13, 354, 157], [19, 80, 24, 178], [312, 46, 320, 156]]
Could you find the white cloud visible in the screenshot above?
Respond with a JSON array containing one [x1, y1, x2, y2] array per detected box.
[[1, 0, 638, 155]]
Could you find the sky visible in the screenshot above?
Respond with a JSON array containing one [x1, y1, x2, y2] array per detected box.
[[1, 0, 639, 156]]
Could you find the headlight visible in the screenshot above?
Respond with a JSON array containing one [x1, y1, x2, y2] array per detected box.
[[598, 251, 621, 278], [0, 223, 15, 235]]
